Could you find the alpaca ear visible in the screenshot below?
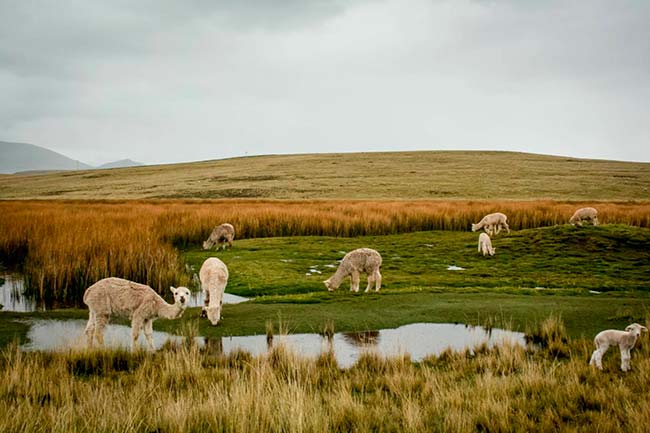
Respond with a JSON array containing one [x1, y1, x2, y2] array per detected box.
[[170, 286, 177, 295], [642, 326, 649, 332], [625, 325, 633, 332]]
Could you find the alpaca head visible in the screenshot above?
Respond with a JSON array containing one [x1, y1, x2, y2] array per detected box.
[[323, 279, 337, 292], [471, 223, 479, 232], [206, 305, 222, 326], [625, 323, 649, 337], [202, 239, 214, 250], [170, 286, 191, 308], [489, 246, 496, 256]]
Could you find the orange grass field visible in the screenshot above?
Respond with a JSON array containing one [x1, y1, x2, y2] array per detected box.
[[1, 199, 650, 305]]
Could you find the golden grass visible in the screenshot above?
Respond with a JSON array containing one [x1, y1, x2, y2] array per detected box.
[[2, 199, 650, 305], [2, 316, 650, 432]]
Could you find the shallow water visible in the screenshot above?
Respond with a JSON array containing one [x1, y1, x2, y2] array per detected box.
[[0, 275, 249, 312], [0, 275, 38, 312], [21, 320, 526, 368]]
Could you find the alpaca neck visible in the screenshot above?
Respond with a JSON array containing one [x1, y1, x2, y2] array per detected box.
[[157, 301, 185, 320], [328, 267, 348, 289]]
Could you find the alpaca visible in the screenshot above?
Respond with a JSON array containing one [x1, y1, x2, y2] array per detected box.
[[203, 223, 235, 250], [83, 277, 190, 351], [478, 232, 496, 256], [471, 212, 510, 236], [199, 257, 229, 325], [569, 207, 599, 226], [323, 248, 382, 293], [589, 323, 648, 371]]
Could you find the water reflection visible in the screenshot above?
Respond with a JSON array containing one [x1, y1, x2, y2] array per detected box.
[[342, 330, 380, 346], [21, 320, 527, 368], [0, 275, 39, 312], [188, 291, 250, 308], [0, 274, 248, 312]]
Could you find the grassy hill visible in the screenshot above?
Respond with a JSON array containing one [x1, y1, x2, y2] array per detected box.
[[0, 150, 648, 200]]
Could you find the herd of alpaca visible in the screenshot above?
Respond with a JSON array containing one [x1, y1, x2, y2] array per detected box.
[[82, 206, 645, 371]]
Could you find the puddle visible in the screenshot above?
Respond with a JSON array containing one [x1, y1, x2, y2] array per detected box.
[[0, 275, 249, 312], [447, 265, 465, 271], [20, 320, 527, 368], [21, 320, 190, 351], [0, 275, 39, 312], [188, 291, 250, 308]]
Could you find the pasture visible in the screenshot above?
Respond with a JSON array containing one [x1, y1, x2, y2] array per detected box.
[[1, 151, 650, 432]]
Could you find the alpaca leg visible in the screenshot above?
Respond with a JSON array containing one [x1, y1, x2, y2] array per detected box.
[[503, 222, 510, 234], [364, 274, 374, 293], [201, 288, 210, 318], [590, 344, 608, 369], [84, 311, 96, 347], [143, 319, 155, 351], [350, 271, 360, 292], [593, 217, 599, 226], [374, 270, 382, 292], [94, 315, 109, 347], [620, 348, 631, 372], [131, 317, 144, 351]]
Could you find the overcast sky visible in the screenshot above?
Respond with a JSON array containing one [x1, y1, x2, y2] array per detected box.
[[1, 0, 649, 165]]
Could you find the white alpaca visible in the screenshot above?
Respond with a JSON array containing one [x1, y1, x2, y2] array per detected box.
[[478, 232, 496, 256], [83, 277, 190, 351], [203, 223, 235, 250], [589, 323, 648, 371], [323, 248, 382, 293], [199, 257, 229, 326], [569, 207, 599, 226], [471, 212, 510, 236]]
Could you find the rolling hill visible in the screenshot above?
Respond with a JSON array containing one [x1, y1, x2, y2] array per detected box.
[[0, 150, 648, 200], [0, 141, 143, 174], [0, 140, 93, 174]]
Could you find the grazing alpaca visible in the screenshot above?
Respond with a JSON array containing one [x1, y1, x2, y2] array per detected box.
[[569, 207, 599, 226], [478, 232, 496, 256], [323, 248, 382, 293], [203, 223, 235, 250], [471, 212, 510, 236], [83, 277, 190, 351], [589, 323, 648, 371], [199, 257, 229, 325]]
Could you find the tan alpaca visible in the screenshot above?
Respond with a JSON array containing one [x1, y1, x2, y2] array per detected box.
[[323, 248, 382, 293], [83, 277, 190, 351], [199, 257, 229, 325], [203, 223, 235, 250]]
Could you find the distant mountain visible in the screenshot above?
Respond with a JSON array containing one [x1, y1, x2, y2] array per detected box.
[[97, 159, 143, 169], [0, 141, 93, 174], [0, 141, 144, 174]]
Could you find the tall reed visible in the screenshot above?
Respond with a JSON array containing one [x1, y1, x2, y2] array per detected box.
[[1, 199, 649, 306]]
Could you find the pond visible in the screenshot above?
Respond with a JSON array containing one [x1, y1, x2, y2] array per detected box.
[[20, 320, 527, 368], [0, 275, 249, 312]]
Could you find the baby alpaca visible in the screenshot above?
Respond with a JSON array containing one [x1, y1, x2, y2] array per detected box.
[[199, 257, 229, 325], [589, 323, 648, 371], [323, 248, 382, 293], [472, 212, 510, 236], [478, 232, 495, 256], [569, 207, 599, 226], [203, 223, 235, 250], [83, 277, 190, 351]]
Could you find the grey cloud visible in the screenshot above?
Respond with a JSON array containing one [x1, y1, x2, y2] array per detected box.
[[1, 0, 649, 164]]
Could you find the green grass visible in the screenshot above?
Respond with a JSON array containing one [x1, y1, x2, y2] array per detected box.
[[1, 224, 649, 347], [183, 224, 650, 297], [1, 150, 649, 200]]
